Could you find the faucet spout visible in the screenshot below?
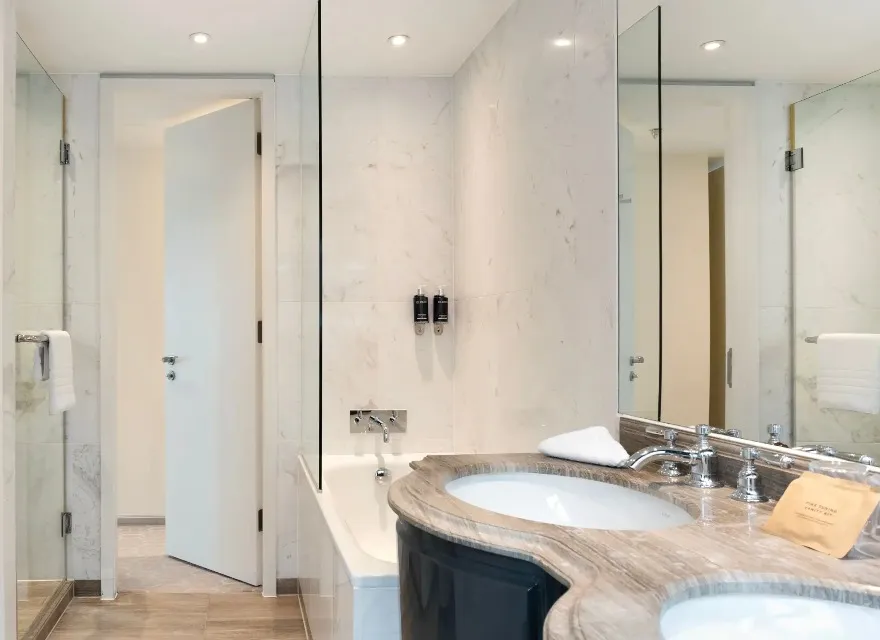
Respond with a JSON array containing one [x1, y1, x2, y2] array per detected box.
[[369, 415, 390, 444], [625, 445, 696, 471]]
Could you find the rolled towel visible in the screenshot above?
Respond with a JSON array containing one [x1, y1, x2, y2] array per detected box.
[[538, 427, 629, 467]]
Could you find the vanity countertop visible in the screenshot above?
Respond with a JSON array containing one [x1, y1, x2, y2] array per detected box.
[[388, 453, 880, 640]]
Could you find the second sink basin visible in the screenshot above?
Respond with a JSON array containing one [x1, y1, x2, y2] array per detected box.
[[445, 472, 694, 530], [661, 592, 880, 639]]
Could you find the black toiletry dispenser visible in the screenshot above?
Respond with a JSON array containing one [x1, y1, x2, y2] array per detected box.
[[433, 286, 449, 335], [414, 287, 429, 335]]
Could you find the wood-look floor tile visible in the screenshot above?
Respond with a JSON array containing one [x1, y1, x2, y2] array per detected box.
[[205, 618, 308, 640], [206, 594, 301, 621], [50, 594, 209, 635]]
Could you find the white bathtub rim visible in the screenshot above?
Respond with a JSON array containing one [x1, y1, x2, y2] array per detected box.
[[299, 454, 402, 589]]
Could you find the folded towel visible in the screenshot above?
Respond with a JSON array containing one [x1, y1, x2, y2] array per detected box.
[[817, 333, 880, 414], [41, 330, 76, 415], [538, 427, 630, 467]]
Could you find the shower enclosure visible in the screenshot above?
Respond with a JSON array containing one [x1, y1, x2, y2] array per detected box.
[[14, 35, 69, 636]]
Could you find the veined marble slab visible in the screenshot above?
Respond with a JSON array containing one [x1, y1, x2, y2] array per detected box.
[[388, 453, 880, 640]]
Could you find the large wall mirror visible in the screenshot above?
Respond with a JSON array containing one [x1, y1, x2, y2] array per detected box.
[[618, 0, 880, 464]]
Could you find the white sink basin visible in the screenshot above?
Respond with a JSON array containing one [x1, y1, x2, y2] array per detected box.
[[444, 472, 694, 530], [661, 593, 880, 639]]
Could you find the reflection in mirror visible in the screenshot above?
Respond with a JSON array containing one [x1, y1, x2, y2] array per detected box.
[[618, 7, 660, 421], [617, 0, 880, 463], [14, 34, 67, 636]]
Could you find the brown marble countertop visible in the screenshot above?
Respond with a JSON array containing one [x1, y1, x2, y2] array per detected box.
[[388, 454, 880, 640]]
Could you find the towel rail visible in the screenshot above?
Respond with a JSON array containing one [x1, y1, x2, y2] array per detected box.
[[16, 333, 49, 344]]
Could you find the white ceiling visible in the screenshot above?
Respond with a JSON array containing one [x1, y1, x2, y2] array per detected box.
[[17, 0, 514, 77], [619, 0, 880, 85]]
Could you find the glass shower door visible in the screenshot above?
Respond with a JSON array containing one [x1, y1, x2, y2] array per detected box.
[[14, 35, 67, 635], [791, 68, 880, 461]]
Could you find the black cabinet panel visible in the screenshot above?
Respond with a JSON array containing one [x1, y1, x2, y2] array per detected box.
[[398, 520, 567, 640]]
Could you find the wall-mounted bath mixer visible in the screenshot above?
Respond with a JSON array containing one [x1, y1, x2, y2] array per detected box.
[[350, 409, 408, 443]]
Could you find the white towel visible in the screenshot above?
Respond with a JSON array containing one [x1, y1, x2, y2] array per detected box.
[[817, 333, 880, 414], [538, 427, 630, 467], [41, 330, 76, 415]]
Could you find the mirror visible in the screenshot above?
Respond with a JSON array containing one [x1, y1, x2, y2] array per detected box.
[[617, 0, 880, 463]]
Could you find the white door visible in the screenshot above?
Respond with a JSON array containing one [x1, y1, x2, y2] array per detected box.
[[163, 100, 261, 586]]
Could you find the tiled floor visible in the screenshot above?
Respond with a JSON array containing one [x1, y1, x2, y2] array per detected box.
[[118, 525, 260, 594], [18, 580, 62, 637], [47, 525, 308, 639], [48, 592, 307, 639]]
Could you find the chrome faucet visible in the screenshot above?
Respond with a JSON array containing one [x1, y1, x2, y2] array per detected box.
[[369, 414, 390, 444], [625, 424, 723, 489]]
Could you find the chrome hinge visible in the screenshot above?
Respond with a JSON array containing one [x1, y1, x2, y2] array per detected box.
[[785, 148, 803, 172], [257, 509, 263, 532], [61, 512, 72, 537], [59, 141, 70, 165]]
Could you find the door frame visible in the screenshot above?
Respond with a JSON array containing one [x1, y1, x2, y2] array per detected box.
[[98, 77, 278, 599]]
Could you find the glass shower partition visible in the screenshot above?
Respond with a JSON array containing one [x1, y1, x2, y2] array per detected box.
[[301, 3, 323, 488], [14, 35, 67, 635], [791, 67, 880, 461], [617, 8, 662, 421]]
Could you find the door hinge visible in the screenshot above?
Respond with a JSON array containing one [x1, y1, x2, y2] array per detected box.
[[785, 147, 803, 172], [59, 140, 70, 165], [257, 320, 263, 344], [257, 509, 263, 532], [61, 512, 72, 537], [256, 132, 262, 156]]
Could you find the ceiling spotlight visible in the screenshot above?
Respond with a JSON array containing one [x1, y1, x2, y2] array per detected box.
[[388, 34, 410, 47], [701, 40, 725, 52], [553, 37, 573, 48], [190, 32, 211, 45]]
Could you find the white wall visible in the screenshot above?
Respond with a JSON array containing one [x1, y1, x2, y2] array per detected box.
[[320, 77, 455, 455], [452, 0, 618, 451], [660, 153, 711, 425], [115, 145, 165, 518]]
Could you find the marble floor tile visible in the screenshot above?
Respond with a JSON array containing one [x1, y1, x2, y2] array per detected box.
[[117, 525, 260, 594]]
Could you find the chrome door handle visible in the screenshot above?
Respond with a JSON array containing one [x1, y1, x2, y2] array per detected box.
[[166, 371, 176, 381], [629, 355, 645, 365], [162, 356, 177, 365]]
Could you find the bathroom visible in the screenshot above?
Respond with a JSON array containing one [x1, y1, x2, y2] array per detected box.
[[3, 0, 880, 638]]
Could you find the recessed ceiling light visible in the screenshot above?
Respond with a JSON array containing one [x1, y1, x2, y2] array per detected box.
[[190, 32, 211, 45], [554, 37, 573, 48], [388, 35, 410, 48], [701, 40, 725, 52]]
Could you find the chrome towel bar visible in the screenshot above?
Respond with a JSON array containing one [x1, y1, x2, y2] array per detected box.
[[16, 333, 49, 344]]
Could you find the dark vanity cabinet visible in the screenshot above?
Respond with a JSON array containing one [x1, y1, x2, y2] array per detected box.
[[397, 520, 567, 640]]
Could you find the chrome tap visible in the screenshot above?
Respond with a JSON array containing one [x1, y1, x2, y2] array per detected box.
[[625, 424, 723, 489], [730, 447, 768, 503], [369, 414, 390, 444]]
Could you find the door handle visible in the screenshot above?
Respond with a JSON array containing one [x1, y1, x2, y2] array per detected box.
[[166, 371, 176, 381], [726, 348, 733, 388], [162, 355, 177, 365], [629, 355, 645, 365]]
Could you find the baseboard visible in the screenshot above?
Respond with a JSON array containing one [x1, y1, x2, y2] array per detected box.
[[73, 580, 101, 597], [118, 516, 165, 526], [276, 578, 300, 595], [21, 580, 73, 640]]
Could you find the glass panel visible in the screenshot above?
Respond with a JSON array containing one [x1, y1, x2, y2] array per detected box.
[[618, 8, 661, 420], [300, 3, 322, 488], [13, 35, 66, 635], [792, 67, 880, 461]]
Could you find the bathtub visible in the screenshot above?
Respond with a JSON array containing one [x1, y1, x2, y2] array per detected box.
[[298, 453, 428, 640]]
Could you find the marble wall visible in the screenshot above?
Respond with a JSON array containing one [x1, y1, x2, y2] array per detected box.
[[452, 0, 618, 452], [320, 77, 455, 455], [13, 67, 65, 580], [793, 83, 880, 459]]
